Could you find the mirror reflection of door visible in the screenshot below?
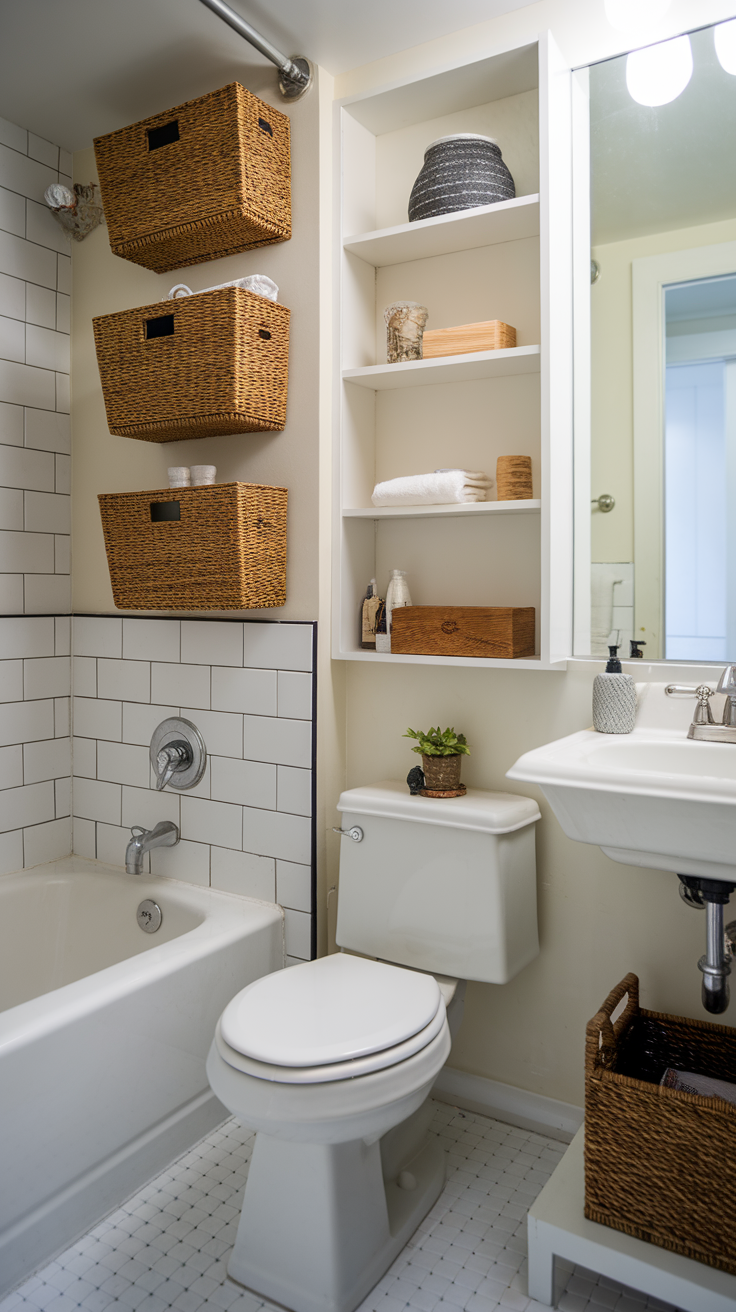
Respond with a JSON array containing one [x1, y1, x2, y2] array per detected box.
[[664, 274, 736, 661], [579, 20, 736, 661]]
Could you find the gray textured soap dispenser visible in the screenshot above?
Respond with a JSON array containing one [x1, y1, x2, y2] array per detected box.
[[592, 638, 636, 733]]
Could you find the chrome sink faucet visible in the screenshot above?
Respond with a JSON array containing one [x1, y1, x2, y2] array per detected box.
[[666, 665, 736, 742], [125, 820, 179, 875]]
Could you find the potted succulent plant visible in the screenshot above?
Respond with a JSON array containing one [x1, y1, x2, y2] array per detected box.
[[404, 725, 470, 792]]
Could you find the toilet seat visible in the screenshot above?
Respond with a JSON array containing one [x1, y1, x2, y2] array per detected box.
[[218, 953, 446, 1084]]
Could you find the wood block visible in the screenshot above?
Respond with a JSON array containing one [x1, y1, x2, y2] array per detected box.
[[390, 606, 535, 658], [422, 319, 517, 359], [497, 454, 533, 500]]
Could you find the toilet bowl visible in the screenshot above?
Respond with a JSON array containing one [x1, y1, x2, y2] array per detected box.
[[207, 781, 541, 1312], [206, 953, 453, 1312]]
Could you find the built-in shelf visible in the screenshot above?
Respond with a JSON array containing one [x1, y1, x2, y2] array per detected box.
[[343, 345, 540, 391], [339, 650, 565, 670], [343, 500, 541, 520], [343, 195, 540, 268]]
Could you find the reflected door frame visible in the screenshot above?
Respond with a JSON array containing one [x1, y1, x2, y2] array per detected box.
[[632, 239, 736, 659]]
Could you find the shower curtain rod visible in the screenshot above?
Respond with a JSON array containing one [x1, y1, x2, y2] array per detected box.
[[197, 0, 313, 100]]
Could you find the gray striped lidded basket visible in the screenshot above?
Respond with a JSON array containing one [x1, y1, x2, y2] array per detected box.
[[408, 134, 515, 222]]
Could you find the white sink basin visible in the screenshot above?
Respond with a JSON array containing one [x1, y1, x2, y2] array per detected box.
[[507, 682, 736, 882]]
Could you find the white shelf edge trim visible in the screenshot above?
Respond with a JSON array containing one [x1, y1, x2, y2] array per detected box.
[[343, 345, 541, 390], [343, 195, 541, 266], [343, 500, 541, 520], [336, 650, 567, 671]]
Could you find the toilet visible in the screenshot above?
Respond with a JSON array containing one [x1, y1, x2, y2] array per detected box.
[[206, 781, 540, 1312]]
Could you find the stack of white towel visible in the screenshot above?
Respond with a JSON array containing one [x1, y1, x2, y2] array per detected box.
[[371, 469, 494, 507]]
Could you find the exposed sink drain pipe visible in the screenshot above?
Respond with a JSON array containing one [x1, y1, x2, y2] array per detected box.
[[679, 876, 736, 1014]]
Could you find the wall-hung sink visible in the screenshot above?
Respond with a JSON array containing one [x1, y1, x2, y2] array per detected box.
[[507, 682, 736, 883]]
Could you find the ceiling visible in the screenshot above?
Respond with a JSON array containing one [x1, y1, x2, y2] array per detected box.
[[0, 0, 538, 152], [590, 23, 736, 245]]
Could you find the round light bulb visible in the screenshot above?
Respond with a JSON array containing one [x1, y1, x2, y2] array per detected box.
[[626, 34, 693, 107], [604, 0, 671, 34], [715, 18, 736, 76]]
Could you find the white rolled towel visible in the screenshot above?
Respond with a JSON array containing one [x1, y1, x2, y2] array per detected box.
[[371, 469, 493, 507], [166, 275, 279, 302]]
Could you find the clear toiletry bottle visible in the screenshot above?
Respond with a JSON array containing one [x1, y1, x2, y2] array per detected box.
[[378, 570, 412, 653], [592, 637, 636, 733], [360, 578, 382, 650]]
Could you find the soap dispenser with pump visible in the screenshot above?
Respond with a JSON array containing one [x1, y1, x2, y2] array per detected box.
[[592, 634, 636, 734]]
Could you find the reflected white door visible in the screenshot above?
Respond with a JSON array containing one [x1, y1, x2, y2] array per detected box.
[[664, 360, 726, 661]]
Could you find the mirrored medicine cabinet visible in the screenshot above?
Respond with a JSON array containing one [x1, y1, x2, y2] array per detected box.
[[573, 19, 736, 663]]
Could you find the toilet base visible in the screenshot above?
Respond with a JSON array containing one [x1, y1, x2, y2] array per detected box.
[[227, 1128, 446, 1312]]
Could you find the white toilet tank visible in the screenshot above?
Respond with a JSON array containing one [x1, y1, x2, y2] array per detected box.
[[335, 781, 541, 984]]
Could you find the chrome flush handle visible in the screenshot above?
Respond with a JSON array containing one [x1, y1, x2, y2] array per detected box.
[[332, 826, 364, 843]]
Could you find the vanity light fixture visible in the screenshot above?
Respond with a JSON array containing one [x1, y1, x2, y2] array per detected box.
[[603, 0, 671, 35], [625, 34, 693, 107], [715, 18, 736, 76]]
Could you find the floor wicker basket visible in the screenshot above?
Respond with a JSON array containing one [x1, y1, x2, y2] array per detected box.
[[98, 483, 287, 611], [94, 83, 291, 272], [585, 972, 736, 1275], [93, 287, 290, 442]]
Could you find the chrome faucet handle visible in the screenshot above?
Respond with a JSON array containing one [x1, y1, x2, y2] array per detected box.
[[665, 683, 715, 725], [155, 741, 191, 791]]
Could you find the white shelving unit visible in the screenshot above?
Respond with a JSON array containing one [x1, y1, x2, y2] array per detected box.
[[333, 36, 573, 669]]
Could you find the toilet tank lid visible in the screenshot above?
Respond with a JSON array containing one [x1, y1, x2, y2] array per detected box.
[[337, 781, 540, 834]]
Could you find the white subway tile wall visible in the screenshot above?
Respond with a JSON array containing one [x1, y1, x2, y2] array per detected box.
[[0, 614, 70, 870], [71, 617, 316, 962], [0, 117, 70, 615]]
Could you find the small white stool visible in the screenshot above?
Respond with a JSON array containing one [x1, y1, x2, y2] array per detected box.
[[528, 1128, 736, 1312]]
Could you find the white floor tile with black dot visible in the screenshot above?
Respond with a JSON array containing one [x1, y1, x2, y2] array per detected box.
[[0, 1103, 683, 1312]]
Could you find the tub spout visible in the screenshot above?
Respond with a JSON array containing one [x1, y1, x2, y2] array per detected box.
[[125, 821, 179, 875]]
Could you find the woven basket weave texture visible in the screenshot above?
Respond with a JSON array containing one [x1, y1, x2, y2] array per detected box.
[[585, 972, 736, 1275], [93, 287, 290, 443], [94, 83, 291, 273], [98, 483, 287, 611]]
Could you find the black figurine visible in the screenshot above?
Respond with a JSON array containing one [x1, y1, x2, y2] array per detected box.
[[407, 765, 425, 795]]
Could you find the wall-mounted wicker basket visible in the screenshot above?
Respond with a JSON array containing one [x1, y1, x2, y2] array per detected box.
[[93, 83, 291, 273], [98, 483, 287, 611], [585, 972, 736, 1275], [93, 287, 290, 442]]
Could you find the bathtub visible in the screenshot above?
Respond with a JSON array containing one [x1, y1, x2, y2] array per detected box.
[[0, 856, 283, 1296]]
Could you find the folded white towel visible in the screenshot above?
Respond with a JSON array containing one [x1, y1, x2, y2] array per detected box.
[[166, 275, 279, 302], [371, 469, 493, 507]]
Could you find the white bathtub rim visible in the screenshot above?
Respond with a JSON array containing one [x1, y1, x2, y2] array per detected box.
[[0, 857, 284, 1057]]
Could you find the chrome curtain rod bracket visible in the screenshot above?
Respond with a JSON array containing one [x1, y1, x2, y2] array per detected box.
[[197, 0, 313, 100]]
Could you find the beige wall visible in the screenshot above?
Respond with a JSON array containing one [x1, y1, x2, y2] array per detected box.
[[331, 0, 736, 1109], [70, 65, 345, 955], [66, 0, 736, 1111], [71, 66, 325, 622], [591, 216, 736, 565]]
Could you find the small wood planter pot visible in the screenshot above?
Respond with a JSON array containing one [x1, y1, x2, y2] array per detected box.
[[93, 287, 290, 442], [421, 754, 463, 791], [585, 972, 736, 1275], [94, 83, 291, 273], [98, 482, 287, 611]]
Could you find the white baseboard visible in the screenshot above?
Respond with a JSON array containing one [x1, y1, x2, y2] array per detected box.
[[0, 1090, 228, 1299], [432, 1066, 583, 1143]]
